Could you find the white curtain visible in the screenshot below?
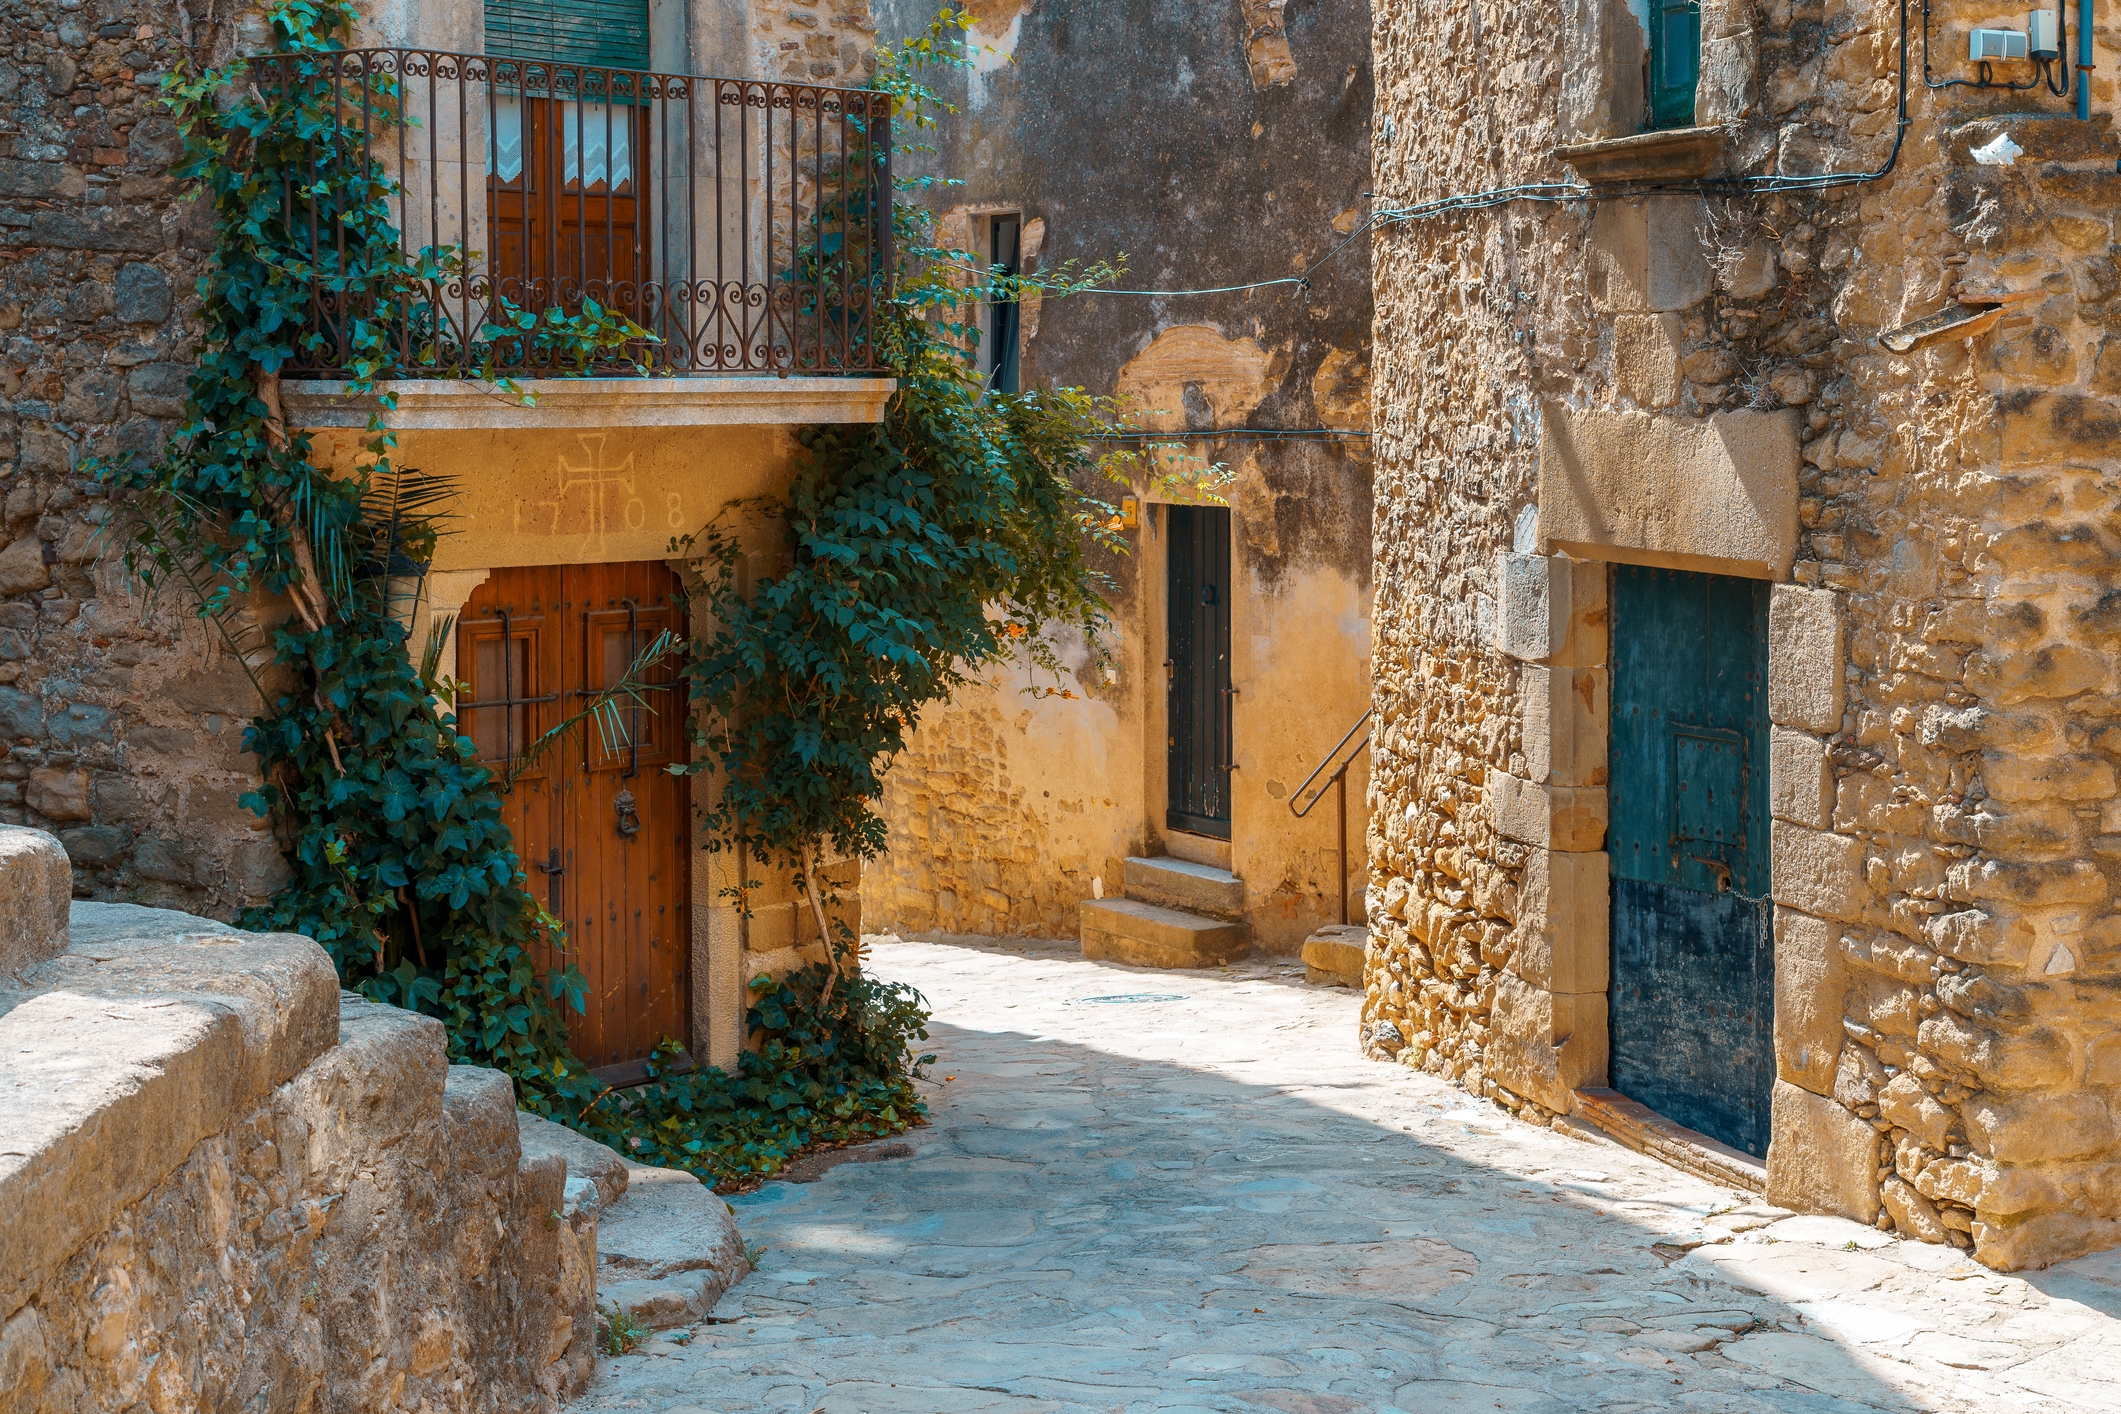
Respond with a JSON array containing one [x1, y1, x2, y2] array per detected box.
[[490, 93, 524, 181], [486, 94, 633, 188], [563, 103, 633, 187]]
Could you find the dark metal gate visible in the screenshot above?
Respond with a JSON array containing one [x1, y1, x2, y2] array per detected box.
[[1607, 565, 1774, 1157], [1166, 505, 1232, 839]]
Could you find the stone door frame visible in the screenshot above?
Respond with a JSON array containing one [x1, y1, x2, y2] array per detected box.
[[1487, 533, 1848, 1171]]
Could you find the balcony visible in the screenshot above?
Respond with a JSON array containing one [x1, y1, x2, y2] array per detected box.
[[261, 48, 896, 427]]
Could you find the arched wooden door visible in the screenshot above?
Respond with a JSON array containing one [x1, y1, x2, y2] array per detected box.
[[456, 560, 690, 1081]]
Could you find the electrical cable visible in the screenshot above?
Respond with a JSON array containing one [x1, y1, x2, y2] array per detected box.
[[1094, 428, 1372, 442]]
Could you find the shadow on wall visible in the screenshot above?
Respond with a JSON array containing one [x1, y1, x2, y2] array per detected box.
[[703, 939, 2121, 1410]]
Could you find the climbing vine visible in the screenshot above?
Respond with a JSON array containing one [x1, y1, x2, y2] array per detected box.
[[94, 0, 1189, 1185]]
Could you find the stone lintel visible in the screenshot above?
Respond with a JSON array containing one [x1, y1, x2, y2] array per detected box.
[[1537, 403, 1800, 580], [282, 376, 897, 430]]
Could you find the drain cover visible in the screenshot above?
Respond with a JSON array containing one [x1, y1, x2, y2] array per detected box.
[[1067, 993, 1188, 1005]]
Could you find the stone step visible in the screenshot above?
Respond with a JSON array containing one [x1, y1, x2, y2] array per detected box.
[[1079, 897, 1249, 969], [1123, 855, 1245, 918], [596, 1164, 750, 1329], [1300, 924, 1368, 988]]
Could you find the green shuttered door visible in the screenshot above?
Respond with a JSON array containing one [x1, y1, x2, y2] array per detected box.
[[486, 0, 650, 70]]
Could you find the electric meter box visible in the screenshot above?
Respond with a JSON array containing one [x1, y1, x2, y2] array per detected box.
[[1970, 26, 2030, 58], [2027, 9, 2060, 56]]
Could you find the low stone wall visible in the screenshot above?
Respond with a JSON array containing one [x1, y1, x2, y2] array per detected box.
[[0, 827, 596, 1412]]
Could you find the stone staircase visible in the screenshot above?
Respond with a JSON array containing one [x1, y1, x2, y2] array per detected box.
[[1078, 854, 1249, 968]]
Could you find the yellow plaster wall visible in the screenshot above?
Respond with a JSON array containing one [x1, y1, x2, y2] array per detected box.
[[303, 423, 800, 573]]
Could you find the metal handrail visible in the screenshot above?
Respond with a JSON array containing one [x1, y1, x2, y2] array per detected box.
[[1288, 706, 1372, 926], [1290, 707, 1372, 818]]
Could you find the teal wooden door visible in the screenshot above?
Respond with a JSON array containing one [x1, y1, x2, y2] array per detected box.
[[1608, 566, 1773, 1157]]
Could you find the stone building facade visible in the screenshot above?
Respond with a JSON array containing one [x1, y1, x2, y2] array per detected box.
[[862, 0, 1376, 957], [1365, 0, 2121, 1267], [1, 0, 887, 1078]]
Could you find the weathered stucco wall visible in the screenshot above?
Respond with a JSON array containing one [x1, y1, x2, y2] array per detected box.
[[1367, 0, 2121, 1269], [865, 0, 1375, 951], [0, 827, 595, 1412]]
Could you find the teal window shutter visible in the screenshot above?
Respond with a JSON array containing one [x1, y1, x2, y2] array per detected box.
[[1648, 0, 1701, 130], [485, 0, 650, 70]]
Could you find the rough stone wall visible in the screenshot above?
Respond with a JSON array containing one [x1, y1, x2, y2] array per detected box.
[[864, 0, 1375, 948], [746, 0, 875, 83], [1366, 0, 2121, 1269], [0, 0, 284, 917], [1, 830, 596, 1412]]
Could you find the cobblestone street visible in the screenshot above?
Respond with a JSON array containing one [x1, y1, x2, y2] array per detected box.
[[571, 939, 2121, 1414]]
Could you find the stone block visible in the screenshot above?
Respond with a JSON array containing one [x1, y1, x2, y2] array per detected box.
[[1768, 586, 1844, 732], [1766, 1079, 1881, 1223], [1918, 1012, 2070, 1091], [1771, 821, 1868, 924], [1773, 908, 1844, 1097], [0, 536, 51, 595], [1878, 1073, 1953, 1151], [1496, 551, 1608, 666], [56, 825, 128, 870], [1966, 1093, 2116, 1165], [1881, 1176, 1948, 1243], [114, 262, 172, 324], [1614, 313, 1683, 407], [1537, 404, 1800, 579], [1300, 924, 1367, 987], [1492, 773, 1608, 852], [1520, 665, 1608, 788], [1975, 1209, 2121, 1272], [1769, 727, 1832, 828], [1509, 847, 1609, 993], [0, 826, 69, 982], [25, 768, 90, 823], [1924, 907, 2033, 967], [1588, 200, 1713, 313], [1486, 971, 1608, 1113]]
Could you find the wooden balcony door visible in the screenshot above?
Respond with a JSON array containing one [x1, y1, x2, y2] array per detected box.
[[487, 93, 650, 315], [457, 561, 689, 1081]]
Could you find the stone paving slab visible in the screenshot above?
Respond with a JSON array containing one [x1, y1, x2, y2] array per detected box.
[[568, 938, 2121, 1414]]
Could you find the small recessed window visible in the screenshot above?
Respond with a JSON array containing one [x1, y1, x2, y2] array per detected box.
[[978, 213, 1023, 395]]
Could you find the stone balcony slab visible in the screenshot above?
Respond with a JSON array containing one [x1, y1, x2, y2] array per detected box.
[[282, 375, 896, 431]]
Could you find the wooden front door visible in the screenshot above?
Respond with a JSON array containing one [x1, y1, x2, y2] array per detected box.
[[1607, 565, 1774, 1157], [1166, 505, 1233, 840], [488, 92, 650, 318], [457, 561, 689, 1080]]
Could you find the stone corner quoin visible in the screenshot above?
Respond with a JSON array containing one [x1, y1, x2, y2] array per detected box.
[[1362, 0, 2121, 1271]]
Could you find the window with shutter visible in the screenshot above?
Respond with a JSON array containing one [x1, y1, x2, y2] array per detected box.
[[1647, 0, 1701, 130], [485, 0, 650, 70]]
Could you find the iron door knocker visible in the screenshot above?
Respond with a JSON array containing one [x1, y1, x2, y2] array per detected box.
[[614, 789, 641, 838]]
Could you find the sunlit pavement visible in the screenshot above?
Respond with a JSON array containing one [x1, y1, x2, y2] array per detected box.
[[570, 937, 2121, 1414]]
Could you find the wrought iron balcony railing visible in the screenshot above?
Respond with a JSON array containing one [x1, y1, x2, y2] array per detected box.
[[258, 47, 893, 380]]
